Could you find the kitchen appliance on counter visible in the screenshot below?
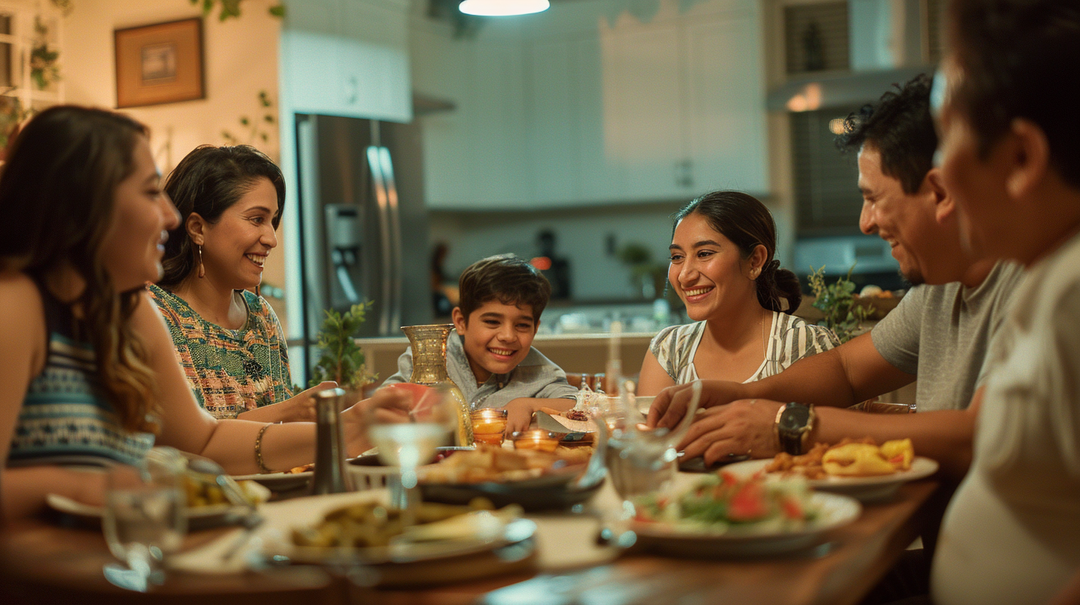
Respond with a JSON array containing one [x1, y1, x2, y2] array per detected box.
[[794, 234, 906, 293], [294, 114, 433, 345]]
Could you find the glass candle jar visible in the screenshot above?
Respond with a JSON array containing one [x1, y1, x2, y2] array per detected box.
[[511, 429, 560, 453], [470, 409, 508, 446]]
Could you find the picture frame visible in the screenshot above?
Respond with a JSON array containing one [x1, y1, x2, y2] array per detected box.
[[114, 18, 204, 108]]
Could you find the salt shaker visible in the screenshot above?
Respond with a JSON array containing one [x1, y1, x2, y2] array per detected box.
[[310, 387, 355, 495]]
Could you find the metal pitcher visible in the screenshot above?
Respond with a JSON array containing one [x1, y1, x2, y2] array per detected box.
[[310, 387, 355, 495]]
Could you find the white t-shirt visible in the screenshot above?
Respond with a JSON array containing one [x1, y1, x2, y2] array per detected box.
[[649, 310, 840, 384], [932, 233, 1080, 605]]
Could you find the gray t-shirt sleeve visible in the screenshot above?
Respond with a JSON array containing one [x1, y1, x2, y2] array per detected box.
[[870, 286, 926, 375]]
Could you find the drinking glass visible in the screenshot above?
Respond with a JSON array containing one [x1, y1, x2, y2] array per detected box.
[[367, 384, 456, 518], [102, 447, 188, 589]]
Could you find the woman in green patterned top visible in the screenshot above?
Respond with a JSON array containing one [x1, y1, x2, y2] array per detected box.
[[149, 145, 334, 421]]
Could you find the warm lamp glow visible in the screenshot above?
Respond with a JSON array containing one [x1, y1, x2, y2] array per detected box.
[[459, 0, 550, 16]]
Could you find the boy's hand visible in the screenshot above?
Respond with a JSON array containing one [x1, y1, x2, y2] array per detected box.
[[504, 399, 536, 435]]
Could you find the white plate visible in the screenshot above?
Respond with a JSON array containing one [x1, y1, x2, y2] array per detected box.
[[631, 491, 861, 557], [261, 490, 536, 565], [723, 456, 940, 502], [45, 493, 256, 531], [232, 471, 312, 492]]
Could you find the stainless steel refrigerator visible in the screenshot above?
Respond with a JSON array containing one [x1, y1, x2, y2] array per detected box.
[[294, 114, 433, 352]]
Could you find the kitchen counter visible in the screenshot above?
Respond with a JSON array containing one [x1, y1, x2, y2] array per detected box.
[[357, 332, 655, 384]]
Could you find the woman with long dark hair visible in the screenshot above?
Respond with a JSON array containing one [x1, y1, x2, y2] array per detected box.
[[0, 106, 405, 519], [637, 191, 839, 395]]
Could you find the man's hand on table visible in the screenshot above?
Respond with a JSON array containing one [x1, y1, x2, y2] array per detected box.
[[675, 399, 786, 466], [648, 380, 748, 430]]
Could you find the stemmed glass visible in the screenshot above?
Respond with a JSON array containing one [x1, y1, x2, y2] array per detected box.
[[367, 384, 456, 521], [101, 447, 188, 591]]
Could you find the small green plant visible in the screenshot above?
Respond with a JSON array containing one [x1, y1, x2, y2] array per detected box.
[[310, 302, 377, 392], [808, 265, 873, 343], [191, 0, 285, 21], [30, 17, 60, 90], [223, 90, 276, 146]]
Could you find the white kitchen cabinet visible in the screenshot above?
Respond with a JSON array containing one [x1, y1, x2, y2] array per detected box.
[[415, 0, 767, 209], [280, 0, 411, 122]]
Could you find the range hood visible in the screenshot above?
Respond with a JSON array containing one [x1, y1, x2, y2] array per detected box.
[[768, 0, 935, 111]]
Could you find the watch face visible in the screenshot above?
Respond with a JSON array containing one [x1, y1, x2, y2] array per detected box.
[[779, 404, 811, 432]]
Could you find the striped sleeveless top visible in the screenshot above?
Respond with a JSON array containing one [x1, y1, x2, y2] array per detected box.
[[650, 311, 841, 384], [7, 280, 154, 467]]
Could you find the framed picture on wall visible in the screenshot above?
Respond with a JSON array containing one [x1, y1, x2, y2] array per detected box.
[[114, 18, 204, 108]]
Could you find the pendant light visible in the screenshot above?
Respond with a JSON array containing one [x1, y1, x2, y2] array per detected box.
[[458, 0, 550, 17]]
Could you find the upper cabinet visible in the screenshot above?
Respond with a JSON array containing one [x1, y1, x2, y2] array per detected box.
[[280, 0, 411, 122], [415, 0, 767, 210]]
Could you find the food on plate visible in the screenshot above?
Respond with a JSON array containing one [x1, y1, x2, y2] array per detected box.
[[767, 438, 914, 479], [632, 472, 820, 533], [291, 497, 519, 548], [564, 409, 589, 422], [288, 463, 315, 474], [419, 444, 590, 484], [181, 470, 267, 508]]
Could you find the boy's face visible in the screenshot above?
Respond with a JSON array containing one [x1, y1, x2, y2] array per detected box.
[[452, 300, 539, 384]]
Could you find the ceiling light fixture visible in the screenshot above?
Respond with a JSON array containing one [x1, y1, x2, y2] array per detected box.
[[459, 0, 550, 17]]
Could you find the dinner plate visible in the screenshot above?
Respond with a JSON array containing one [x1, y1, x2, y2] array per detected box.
[[631, 491, 862, 558], [231, 470, 312, 492], [45, 493, 256, 531], [255, 490, 538, 585], [723, 456, 940, 502]]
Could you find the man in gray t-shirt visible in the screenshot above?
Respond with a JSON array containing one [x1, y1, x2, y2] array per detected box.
[[649, 75, 1020, 478], [872, 261, 1022, 412]]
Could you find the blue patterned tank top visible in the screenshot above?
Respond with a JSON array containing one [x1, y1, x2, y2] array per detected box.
[[7, 280, 155, 467]]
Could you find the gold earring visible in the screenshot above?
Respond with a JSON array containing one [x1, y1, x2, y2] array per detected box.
[[197, 244, 205, 278]]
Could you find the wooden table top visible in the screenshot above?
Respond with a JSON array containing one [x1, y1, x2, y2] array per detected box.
[[0, 480, 938, 605]]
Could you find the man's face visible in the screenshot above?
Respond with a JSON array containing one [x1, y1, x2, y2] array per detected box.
[[933, 59, 1013, 261], [857, 145, 941, 285]]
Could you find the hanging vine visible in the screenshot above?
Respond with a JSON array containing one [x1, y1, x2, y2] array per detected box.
[[190, 0, 285, 21]]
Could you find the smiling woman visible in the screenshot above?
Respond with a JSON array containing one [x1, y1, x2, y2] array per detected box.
[[637, 191, 840, 395], [148, 145, 338, 422]]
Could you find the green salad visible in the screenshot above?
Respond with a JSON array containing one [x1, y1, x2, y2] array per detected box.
[[632, 471, 820, 534]]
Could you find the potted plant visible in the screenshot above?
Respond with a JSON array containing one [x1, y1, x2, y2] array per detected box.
[[807, 265, 873, 343], [309, 302, 377, 400]]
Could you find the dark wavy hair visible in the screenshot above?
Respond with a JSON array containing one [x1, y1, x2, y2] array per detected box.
[[0, 106, 158, 433], [158, 144, 285, 289], [457, 254, 552, 322], [673, 191, 801, 314], [948, 0, 1080, 189], [835, 74, 937, 195]]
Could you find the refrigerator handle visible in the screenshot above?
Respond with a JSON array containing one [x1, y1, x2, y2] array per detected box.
[[378, 147, 403, 332], [367, 146, 394, 335]]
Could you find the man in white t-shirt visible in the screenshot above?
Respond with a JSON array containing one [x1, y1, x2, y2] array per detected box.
[[929, 1, 1080, 602], [650, 75, 1022, 481]]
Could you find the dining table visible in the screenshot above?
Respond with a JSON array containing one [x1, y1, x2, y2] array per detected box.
[[0, 470, 940, 605]]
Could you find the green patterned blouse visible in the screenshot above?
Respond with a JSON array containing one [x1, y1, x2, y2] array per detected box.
[[148, 284, 294, 419]]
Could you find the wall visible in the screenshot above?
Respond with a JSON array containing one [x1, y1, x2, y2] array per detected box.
[[429, 198, 795, 302], [62, 0, 287, 313]]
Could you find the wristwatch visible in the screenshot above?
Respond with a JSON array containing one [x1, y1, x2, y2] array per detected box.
[[775, 402, 816, 455]]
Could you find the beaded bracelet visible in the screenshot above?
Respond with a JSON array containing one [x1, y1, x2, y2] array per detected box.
[[254, 423, 274, 474]]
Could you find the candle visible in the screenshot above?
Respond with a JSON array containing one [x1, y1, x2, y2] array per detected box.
[[470, 409, 508, 446], [512, 429, 560, 453]]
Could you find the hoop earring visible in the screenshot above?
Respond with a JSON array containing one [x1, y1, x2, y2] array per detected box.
[[197, 244, 206, 278]]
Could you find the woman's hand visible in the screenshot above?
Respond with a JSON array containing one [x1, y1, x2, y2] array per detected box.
[[648, 380, 749, 429], [236, 381, 337, 423], [341, 388, 412, 456]]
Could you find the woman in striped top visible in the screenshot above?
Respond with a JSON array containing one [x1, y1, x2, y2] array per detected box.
[[638, 191, 839, 395]]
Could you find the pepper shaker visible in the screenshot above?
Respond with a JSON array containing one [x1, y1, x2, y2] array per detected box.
[[310, 387, 355, 495]]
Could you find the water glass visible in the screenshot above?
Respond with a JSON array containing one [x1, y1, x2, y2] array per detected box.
[[102, 448, 187, 587]]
